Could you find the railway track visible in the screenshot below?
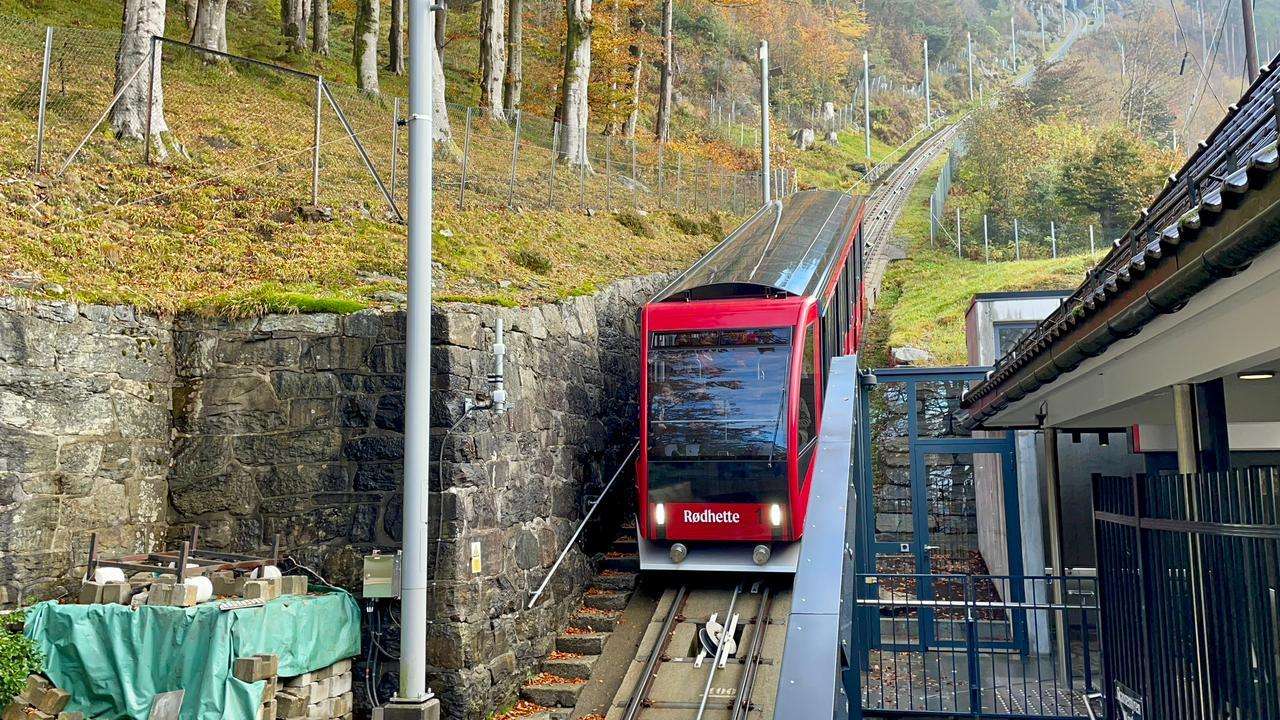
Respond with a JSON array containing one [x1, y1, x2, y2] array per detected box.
[[606, 579, 788, 720], [860, 122, 963, 309]]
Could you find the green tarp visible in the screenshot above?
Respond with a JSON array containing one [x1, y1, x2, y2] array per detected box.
[[24, 591, 361, 720]]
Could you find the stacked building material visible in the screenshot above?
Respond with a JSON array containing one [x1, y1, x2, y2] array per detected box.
[[2, 675, 79, 720], [274, 659, 354, 720]]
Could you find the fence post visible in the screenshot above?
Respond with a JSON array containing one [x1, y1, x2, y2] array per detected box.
[[956, 207, 962, 258], [731, 173, 738, 213], [312, 76, 323, 206], [578, 126, 586, 211], [458, 107, 473, 210], [34, 26, 53, 174], [1050, 220, 1057, 258], [965, 576, 983, 717], [548, 120, 559, 208], [605, 134, 613, 211], [657, 141, 665, 208], [675, 153, 682, 209], [1089, 224, 1096, 256], [389, 97, 400, 201], [142, 36, 158, 165], [630, 138, 638, 209], [983, 214, 989, 264], [929, 196, 936, 247], [507, 109, 521, 208], [1014, 218, 1021, 260]]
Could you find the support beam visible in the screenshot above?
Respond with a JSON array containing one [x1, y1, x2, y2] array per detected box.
[[1193, 378, 1231, 472], [1173, 383, 1199, 473], [1043, 428, 1068, 679]]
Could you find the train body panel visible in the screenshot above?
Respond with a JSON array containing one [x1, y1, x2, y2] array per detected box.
[[637, 190, 866, 572]]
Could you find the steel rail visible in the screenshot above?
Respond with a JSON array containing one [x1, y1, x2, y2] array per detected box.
[[621, 584, 689, 720], [729, 585, 774, 720], [694, 583, 743, 720]]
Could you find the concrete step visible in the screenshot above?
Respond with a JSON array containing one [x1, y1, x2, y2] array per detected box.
[[601, 552, 639, 571], [555, 631, 609, 655], [583, 589, 630, 611], [591, 570, 637, 591], [541, 653, 598, 680], [519, 675, 586, 709], [568, 610, 622, 632], [525, 710, 572, 720], [612, 534, 637, 549]]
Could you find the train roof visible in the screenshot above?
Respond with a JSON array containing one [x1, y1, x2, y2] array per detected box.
[[652, 189, 863, 304]]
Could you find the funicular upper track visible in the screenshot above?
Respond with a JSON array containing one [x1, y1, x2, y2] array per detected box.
[[609, 578, 790, 720]]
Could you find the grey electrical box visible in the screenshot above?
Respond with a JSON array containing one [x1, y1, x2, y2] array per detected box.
[[362, 552, 402, 599]]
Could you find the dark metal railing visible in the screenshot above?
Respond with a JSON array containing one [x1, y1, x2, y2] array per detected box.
[[852, 573, 1102, 719], [1093, 469, 1280, 720]]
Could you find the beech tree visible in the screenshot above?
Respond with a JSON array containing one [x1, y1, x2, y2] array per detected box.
[[654, 0, 673, 142], [312, 0, 329, 55], [479, 0, 507, 120], [185, 0, 198, 33], [503, 0, 523, 112], [113, 0, 171, 157], [190, 0, 228, 53], [387, 0, 405, 74], [557, 0, 592, 164], [353, 0, 380, 95], [281, 0, 307, 54], [623, 9, 643, 138]]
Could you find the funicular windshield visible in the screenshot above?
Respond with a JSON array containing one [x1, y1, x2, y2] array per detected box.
[[647, 328, 792, 504]]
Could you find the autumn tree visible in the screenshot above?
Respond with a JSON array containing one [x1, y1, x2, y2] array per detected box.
[[190, 0, 228, 53], [113, 0, 172, 157], [312, 0, 329, 54], [388, 0, 405, 74], [479, 0, 507, 120], [654, 0, 673, 141], [558, 0, 593, 163], [503, 0, 523, 111]]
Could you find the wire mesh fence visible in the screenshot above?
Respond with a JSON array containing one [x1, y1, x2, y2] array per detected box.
[[0, 14, 781, 230]]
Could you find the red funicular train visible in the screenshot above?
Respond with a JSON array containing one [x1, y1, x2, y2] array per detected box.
[[637, 189, 866, 573]]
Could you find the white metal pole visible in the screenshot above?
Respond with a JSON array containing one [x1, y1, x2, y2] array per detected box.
[[930, 195, 936, 246], [923, 41, 932, 127], [35, 26, 53, 174], [967, 32, 975, 101], [1012, 15, 1018, 69], [983, 213, 990, 263], [1089, 224, 1096, 256], [863, 50, 872, 164], [1014, 218, 1021, 260], [760, 41, 771, 205], [956, 207, 962, 257], [400, 0, 435, 705], [1051, 220, 1057, 258]]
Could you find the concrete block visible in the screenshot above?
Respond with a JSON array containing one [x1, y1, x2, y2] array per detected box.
[[154, 574, 177, 585], [263, 576, 282, 599], [170, 583, 198, 607], [233, 656, 272, 683], [146, 584, 171, 606], [331, 691, 352, 717], [242, 580, 271, 600], [26, 676, 52, 696], [328, 672, 351, 697], [212, 572, 246, 597], [283, 672, 315, 687], [327, 659, 352, 676], [78, 581, 104, 605], [256, 654, 280, 678], [3, 703, 27, 720], [304, 677, 331, 704], [305, 698, 333, 720], [371, 699, 441, 720], [281, 575, 308, 596], [34, 687, 71, 715], [57, 712, 85, 720], [275, 690, 309, 719], [260, 699, 276, 720], [100, 581, 132, 605]]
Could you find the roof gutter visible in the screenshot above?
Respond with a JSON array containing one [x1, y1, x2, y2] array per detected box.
[[958, 142, 1280, 430]]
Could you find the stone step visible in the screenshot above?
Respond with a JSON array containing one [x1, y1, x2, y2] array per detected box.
[[556, 631, 609, 655], [591, 570, 637, 591], [613, 533, 637, 548], [568, 610, 621, 632], [602, 552, 639, 571], [519, 677, 586, 709], [541, 653, 598, 680], [525, 711, 572, 720], [583, 589, 630, 611]]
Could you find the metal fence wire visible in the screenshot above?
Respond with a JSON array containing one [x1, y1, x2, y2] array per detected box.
[[0, 14, 792, 227]]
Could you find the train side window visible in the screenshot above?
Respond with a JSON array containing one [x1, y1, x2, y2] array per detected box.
[[798, 322, 819, 486]]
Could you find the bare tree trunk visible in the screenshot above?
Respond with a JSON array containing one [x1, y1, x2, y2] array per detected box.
[[282, 0, 305, 54], [433, 41, 452, 145], [503, 0, 523, 111], [479, 0, 506, 120], [654, 0, 673, 141], [387, 0, 405, 74], [353, 0, 380, 95], [436, 1, 447, 54], [113, 0, 169, 152], [312, 0, 329, 54], [185, 0, 198, 33], [191, 0, 228, 53], [622, 8, 643, 138], [558, 0, 592, 164]]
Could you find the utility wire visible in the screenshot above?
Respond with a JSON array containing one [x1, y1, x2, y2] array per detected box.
[[1167, 0, 1228, 115], [1182, 0, 1234, 144]]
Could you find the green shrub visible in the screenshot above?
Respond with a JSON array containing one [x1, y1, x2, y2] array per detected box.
[[0, 612, 41, 702], [510, 246, 553, 274], [613, 210, 654, 238], [669, 212, 725, 241]]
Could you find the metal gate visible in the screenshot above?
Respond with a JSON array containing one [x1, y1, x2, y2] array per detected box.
[[848, 367, 1103, 719]]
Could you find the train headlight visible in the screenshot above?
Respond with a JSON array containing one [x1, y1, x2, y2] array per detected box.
[[769, 504, 783, 527], [655, 503, 666, 526]]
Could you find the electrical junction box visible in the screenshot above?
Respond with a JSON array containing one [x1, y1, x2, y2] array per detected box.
[[362, 552, 402, 599]]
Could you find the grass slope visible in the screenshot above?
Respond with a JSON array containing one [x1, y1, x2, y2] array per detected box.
[[872, 150, 1095, 366]]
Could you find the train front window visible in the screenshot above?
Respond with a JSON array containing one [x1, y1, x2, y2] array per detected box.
[[647, 328, 793, 504]]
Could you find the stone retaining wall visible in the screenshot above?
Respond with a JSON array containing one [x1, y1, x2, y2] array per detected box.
[[0, 298, 171, 603], [0, 274, 661, 719]]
